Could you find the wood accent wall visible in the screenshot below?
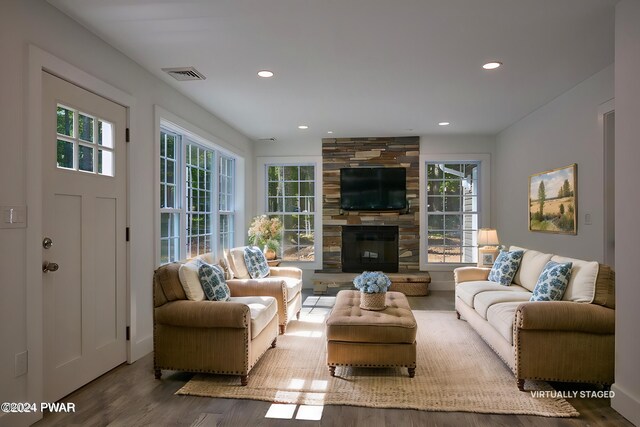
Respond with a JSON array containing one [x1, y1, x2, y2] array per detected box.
[[322, 136, 420, 272]]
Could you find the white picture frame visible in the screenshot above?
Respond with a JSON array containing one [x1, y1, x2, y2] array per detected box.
[[481, 252, 495, 266]]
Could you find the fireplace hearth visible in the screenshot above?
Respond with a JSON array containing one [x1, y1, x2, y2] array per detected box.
[[341, 226, 399, 273]]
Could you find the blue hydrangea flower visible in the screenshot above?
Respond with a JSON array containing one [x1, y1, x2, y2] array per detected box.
[[353, 271, 392, 294]]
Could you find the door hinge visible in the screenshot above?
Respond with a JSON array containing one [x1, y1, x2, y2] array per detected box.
[[126, 227, 130, 242], [125, 128, 130, 143], [126, 326, 130, 341]]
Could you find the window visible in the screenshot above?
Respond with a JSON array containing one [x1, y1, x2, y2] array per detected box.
[[159, 127, 237, 264], [56, 104, 114, 176], [218, 155, 235, 252], [185, 144, 213, 257], [266, 164, 316, 262], [425, 161, 479, 264], [159, 131, 180, 263]]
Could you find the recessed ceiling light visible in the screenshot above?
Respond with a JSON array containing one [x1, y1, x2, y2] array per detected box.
[[327, 131, 333, 134], [482, 61, 502, 70], [257, 70, 274, 78], [438, 122, 450, 126], [298, 125, 309, 130]]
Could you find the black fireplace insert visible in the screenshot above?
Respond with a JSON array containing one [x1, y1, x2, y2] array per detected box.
[[341, 225, 399, 273]]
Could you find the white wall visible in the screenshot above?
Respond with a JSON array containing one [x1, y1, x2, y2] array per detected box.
[[612, 1, 640, 424], [254, 136, 322, 157], [495, 65, 614, 261], [0, 1, 253, 424]]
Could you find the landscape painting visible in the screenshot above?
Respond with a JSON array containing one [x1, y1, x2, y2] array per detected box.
[[529, 164, 577, 234]]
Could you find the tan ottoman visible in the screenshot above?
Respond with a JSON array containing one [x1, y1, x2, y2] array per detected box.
[[326, 290, 417, 377]]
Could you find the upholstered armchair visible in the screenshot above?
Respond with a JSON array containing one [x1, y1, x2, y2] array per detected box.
[[153, 262, 279, 385], [226, 246, 303, 334]]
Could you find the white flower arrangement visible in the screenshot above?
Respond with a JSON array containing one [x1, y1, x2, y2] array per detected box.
[[353, 271, 392, 294]]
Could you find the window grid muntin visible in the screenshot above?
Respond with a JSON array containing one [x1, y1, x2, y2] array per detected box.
[[159, 130, 181, 264], [160, 212, 181, 264], [266, 164, 315, 262], [56, 104, 114, 176], [426, 161, 480, 264], [219, 155, 235, 252], [159, 126, 237, 264], [186, 143, 214, 258]]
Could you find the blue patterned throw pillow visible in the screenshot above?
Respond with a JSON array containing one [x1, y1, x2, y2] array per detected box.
[[488, 250, 524, 286], [198, 262, 231, 301], [530, 261, 573, 302], [243, 246, 270, 279]]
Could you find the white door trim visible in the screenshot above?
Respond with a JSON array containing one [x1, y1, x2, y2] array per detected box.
[[26, 45, 135, 424], [598, 98, 615, 266]]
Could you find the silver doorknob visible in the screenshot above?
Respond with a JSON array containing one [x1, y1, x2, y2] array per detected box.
[[43, 237, 53, 249], [42, 262, 59, 273]]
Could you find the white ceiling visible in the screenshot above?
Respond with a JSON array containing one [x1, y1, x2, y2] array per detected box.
[[49, 0, 616, 143]]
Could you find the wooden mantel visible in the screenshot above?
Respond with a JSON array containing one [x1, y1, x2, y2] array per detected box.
[[312, 271, 430, 296]]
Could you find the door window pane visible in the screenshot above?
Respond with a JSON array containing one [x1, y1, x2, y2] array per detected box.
[[98, 120, 113, 148], [98, 149, 114, 176], [78, 114, 94, 143], [57, 139, 74, 169], [78, 145, 94, 172], [57, 106, 74, 137]]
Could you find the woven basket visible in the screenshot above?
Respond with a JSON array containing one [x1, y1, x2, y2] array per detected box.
[[359, 291, 387, 311]]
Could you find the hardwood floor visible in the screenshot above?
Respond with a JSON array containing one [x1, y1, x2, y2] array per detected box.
[[34, 291, 631, 426]]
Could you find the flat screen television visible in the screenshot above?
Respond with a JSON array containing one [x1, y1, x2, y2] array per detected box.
[[340, 167, 407, 211]]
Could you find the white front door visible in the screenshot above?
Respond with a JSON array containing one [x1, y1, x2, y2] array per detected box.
[[41, 72, 127, 402]]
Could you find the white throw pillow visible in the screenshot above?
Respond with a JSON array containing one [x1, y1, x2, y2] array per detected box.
[[228, 246, 250, 279], [178, 259, 205, 301], [550, 255, 599, 302], [511, 246, 553, 291]]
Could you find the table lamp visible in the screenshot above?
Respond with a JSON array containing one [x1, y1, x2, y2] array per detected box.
[[477, 228, 500, 267]]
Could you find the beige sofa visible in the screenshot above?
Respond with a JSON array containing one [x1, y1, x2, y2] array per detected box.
[[226, 246, 303, 334], [454, 246, 615, 390], [153, 262, 279, 385]]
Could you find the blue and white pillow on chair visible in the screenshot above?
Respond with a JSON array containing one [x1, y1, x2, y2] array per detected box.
[[488, 250, 524, 286], [530, 261, 573, 302], [198, 262, 231, 301], [243, 246, 270, 279]]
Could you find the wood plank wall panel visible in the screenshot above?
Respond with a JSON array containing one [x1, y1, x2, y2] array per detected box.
[[321, 136, 420, 272]]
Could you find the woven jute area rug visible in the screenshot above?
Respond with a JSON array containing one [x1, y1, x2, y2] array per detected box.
[[177, 310, 578, 417]]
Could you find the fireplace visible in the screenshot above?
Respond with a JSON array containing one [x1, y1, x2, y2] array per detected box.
[[341, 226, 399, 273]]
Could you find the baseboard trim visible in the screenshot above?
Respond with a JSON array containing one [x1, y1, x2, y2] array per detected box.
[[611, 383, 640, 426], [130, 334, 153, 363]]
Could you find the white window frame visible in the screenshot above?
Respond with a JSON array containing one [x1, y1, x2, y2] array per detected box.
[[218, 154, 236, 253], [55, 103, 116, 176], [419, 153, 491, 271], [257, 156, 323, 270], [155, 106, 245, 265]]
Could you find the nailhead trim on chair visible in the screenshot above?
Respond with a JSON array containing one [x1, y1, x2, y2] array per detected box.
[[327, 362, 417, 368]]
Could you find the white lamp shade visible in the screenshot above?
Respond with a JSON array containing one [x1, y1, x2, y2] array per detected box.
[[477, 229, 499, 246]]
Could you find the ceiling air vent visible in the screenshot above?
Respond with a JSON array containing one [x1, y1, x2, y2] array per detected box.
[[258, 138, 277, 142], [161, 67, 206, 81]]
